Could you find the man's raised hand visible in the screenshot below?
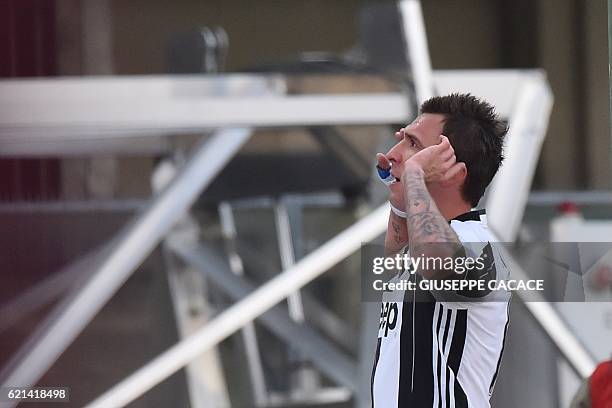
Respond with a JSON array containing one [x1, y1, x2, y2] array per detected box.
[[403, 135, 466, 184]]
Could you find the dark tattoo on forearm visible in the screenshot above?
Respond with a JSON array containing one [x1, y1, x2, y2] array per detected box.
[[404, 169, 461, 247], [391, 219, 404, 244]]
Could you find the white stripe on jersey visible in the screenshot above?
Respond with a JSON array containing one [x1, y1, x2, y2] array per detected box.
[[432, 302, 440, 408], [443, 309, 458, 407]]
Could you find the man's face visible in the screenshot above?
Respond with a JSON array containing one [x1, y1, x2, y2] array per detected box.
[[385, 113, 446, 181]]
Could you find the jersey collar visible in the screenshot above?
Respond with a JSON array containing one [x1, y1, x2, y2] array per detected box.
[[449, 209, 486, 223]]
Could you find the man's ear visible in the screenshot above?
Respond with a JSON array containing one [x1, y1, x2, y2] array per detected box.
[[440, 162, 467, 188]]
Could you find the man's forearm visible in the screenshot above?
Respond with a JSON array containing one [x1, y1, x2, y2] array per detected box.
[[403, 166, 462, 277], [404, 167, 459, 243]]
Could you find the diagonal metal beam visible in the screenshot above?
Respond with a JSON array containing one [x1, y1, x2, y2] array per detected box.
[[0, 129, 252, 394], [217, 202, 268, 405], [498, 244, 596, 378], [0, 240, 114, 335], [309, 126, 371, 179], [168, 238, 359, 393], [235, 237, 359, 353]]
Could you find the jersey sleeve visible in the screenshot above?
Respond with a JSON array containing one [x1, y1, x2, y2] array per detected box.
[[429, 220, 511, 303]]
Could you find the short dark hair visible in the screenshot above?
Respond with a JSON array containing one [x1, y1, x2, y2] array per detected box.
[[421, 93, 507, 207]]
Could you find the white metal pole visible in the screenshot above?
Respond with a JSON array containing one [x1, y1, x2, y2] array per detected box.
[[218, 202, 268, 406], [0, 128, 252, 392], [487, 73, 553, 241], [399, 0, 435, 104], [275, 202, 305, 322], [85, 203, 390, 408]]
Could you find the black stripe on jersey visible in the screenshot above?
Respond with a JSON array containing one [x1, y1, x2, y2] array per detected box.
[[457, 242, 496, 298], [489, 303, 510, 395], [441, 308, 452, 349], [371, 338, 382, 408], [398, 292, 416, 407], [447, 309, 468, 407], [398, 289, 437, 407]]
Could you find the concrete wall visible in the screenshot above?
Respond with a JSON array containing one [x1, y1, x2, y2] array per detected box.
[[109, 0, 358, 74], [423, 0, 610, 189]]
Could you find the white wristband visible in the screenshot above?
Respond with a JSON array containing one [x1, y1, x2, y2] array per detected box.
[[390, 203, 407, 218]]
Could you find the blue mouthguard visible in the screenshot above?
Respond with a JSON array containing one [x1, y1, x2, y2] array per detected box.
[[376, 165, 397, 186]]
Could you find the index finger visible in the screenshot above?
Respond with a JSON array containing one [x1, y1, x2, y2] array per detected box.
[[432, 135, 451, 151]]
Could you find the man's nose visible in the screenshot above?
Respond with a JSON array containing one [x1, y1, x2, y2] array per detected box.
[[386, 143, 402, 164]]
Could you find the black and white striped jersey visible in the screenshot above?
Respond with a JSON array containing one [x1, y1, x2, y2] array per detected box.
[[371, 209, 511, 408]]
